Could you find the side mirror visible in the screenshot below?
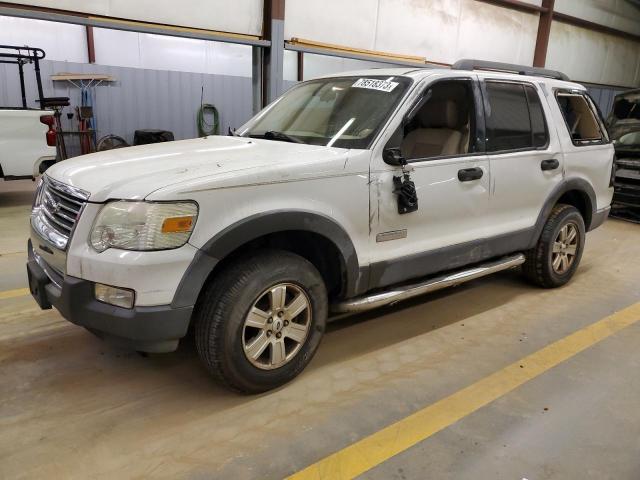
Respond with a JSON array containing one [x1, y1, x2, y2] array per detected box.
[[383, 147, 406, 167]]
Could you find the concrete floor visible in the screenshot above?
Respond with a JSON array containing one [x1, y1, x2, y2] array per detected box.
[[1, 179, 640, 479]]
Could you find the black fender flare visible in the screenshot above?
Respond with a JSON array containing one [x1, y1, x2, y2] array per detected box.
[[171, 210, 363, 308], [529, 178, 597, 248]]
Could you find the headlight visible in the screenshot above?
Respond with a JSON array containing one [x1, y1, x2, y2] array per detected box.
[[90, 201, 198, 252]]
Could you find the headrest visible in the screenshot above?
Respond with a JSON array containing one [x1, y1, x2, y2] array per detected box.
[[419, 99, 461, 129]]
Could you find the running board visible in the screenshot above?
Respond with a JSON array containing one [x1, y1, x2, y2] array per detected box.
[[332, 253, 526, 313]]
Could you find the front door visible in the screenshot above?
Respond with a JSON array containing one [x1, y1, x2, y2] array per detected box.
[[368, 75, 491, 290], [480, 79, 564, 237]]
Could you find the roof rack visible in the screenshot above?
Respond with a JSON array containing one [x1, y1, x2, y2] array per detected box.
[[452, 59, 570, 81], [0, 44, 47, 109]]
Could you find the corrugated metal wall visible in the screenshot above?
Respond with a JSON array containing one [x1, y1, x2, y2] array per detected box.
[[283, 80, 298, 92], [285, 0, 540, 66], [283, 0, 640, 88], [0, 60, 254, 148], [1, 0, 264, 36]]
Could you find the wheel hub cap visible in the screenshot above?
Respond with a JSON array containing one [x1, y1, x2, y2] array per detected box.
[[551, 222, 579, 274], [242, 283, 312, 370], [274, 317, 283, 332]]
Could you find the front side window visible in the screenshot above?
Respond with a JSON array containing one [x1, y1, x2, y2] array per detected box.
[[239, 76, 412, 149], [484, 82, 548, 152], [556, 92, 604, 145], [399, 79, 477, 160]]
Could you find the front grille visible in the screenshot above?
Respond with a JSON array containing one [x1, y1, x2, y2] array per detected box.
[[32, 176, 90, 250]]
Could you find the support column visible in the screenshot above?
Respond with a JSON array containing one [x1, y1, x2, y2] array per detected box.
[[297, 50, 304, 82], [86, 25, 96, 64], [252, 46, 263, 114], [533, 0, 554, 67], [262, 0, 285, 106]]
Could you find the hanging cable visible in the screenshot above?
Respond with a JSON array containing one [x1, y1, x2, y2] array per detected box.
[[197, 104, 219, 137]]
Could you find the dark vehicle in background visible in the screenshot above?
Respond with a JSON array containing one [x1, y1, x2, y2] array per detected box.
[[609, 89, 640, 213]]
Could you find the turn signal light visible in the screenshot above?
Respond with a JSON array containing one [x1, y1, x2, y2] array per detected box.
[[94, 283, 135, 309], [161, 216, 194, 233]]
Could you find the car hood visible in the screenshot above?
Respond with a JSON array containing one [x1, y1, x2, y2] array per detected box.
[[45, 136, 350, 202]]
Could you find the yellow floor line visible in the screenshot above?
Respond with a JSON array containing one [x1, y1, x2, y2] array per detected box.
[[287, 301, 640, 480], [0, 288, 30, 300], [0, 250, 27, 257]]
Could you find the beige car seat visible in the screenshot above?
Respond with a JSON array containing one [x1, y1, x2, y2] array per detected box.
[[402, 99, 466, 159]]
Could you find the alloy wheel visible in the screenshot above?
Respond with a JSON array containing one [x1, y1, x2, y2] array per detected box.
[[242, 283, 312, 370], [551, 222, 579, 274]]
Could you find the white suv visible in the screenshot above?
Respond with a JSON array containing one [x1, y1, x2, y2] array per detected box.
[[27, 60, 614, 393]]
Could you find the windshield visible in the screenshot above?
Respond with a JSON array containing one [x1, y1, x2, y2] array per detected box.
[[239, 76, 412, 149]]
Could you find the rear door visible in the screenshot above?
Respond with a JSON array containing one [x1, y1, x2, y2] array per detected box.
[[482, 80, 563, 237]]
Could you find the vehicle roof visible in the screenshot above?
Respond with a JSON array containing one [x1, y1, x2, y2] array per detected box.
[[318, 66, 585, 91]]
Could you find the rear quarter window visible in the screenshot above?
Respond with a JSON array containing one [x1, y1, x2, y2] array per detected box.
[[556, 92, 607, 145]]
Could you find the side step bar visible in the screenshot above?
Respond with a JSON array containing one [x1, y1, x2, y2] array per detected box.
[[332, 253, 525, 314]]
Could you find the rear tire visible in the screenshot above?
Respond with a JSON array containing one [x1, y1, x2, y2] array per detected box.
[[194, 249, 327, 393], [523, 204, 585, 288]]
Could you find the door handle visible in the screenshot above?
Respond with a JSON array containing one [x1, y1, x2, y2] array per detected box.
[[541, 159, 560, 171], [458, 167, 483, 182]]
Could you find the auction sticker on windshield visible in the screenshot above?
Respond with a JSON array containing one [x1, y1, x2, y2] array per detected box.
[[352, 78, 399, 92]]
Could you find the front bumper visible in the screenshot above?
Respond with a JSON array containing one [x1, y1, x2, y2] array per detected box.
[[27, 240, 193, 352]]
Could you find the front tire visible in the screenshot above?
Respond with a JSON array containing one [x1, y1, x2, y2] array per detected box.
[[194, 250, 327, 393], [523, 204, 585, 288]]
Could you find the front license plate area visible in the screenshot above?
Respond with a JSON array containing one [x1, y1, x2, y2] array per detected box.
[[27, 260, 52, 310]]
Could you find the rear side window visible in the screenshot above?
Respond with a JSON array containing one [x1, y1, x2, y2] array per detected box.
[[556, 92, 604, 145], [484, 82, 549, 152]]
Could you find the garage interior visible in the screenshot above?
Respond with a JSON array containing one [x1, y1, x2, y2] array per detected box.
[[1, 0, 640, 479]]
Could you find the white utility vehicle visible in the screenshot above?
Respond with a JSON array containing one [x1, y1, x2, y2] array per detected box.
[[28, 60, 614, 393], [0, 109, 56, 180], [0, 45, 58, 181]]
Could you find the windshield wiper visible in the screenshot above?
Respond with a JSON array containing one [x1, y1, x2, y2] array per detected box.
[[261, 130, 304, 144]]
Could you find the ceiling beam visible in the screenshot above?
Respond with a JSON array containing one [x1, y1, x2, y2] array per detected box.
[[552, 11, 640, 43], [474, 0, 640, 44], [297, 50, 304, 82], [474, 0, 546, 14]]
